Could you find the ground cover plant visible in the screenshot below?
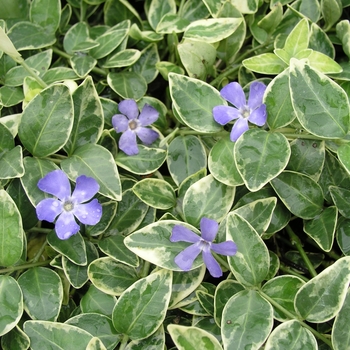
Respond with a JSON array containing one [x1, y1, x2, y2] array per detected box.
[[1, 0, 350, 349]]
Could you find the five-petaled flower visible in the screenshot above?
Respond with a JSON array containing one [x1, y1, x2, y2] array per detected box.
[[112, 99, 159, 156], [170, 217, 237, 278], [36, 170, 102, 240], [213, 81, 267, 141]]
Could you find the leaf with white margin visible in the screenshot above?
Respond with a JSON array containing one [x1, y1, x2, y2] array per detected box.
[[289, 59, 349, 139], [332, 288, 350, 350], [124, 325, 165, 350], [226, 212, 270, 287], [124, 220, 203, 271], [183, 174, 235, 227], [222, 290, 273, 350], [0, 276, 23, 336], [265, 320, 317, 350], [24, 320, 93, 350], [294, 256, 350, 322], [112, 269, 172, 340], [234, 129, 291, 192], [168, 324, 222, 350]]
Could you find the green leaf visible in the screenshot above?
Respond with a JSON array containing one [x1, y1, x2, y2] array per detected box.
[[63, 22, 98, 54], [321, 0, 342, 31], [0, 190, 23, 267], [183, 174, 235, 227], [271, 171, 324, 219], [7, 22, 56, 50], [337, 142, 350, 175], [69, 54, 97, 78], [167, 135, 207, 186], [336, 218, 350, 256], [257, 2, 283, 35], [156, 14, 190, 34], [208, 135, 244, 186], [265, 68, 296, 129], [89, 20, 129, 59], [332, 288, 350, 350], [284, 18, 309, 58], [148, 0, 176, 31], [42, 67, 78, 84], [307, 50, 342, 74], [80, 284, 116, 317], [61, 143, 122, 201], [24, 321, 93, 349], [98, 235, 139, 267], [0, 276, 23, 336], [329, 186, 350, 219], [225, 0, 258, 14], [112, 269, 172, 340], [261, 275, 305, 321], [124, 325, 165, 350], [265, 320, 317, 350], [178, 40, 216, 81], [309, 23, 335, 58], [18, 84, 73, 157], [64, 76, 103, 155], [128, 23, 163, 42], [133, 178, 176, 209], [336, 20, 350, 59], [304, 206, 337, 252], [234, 130, 291, 192], [0, 146, 24, 179], [131, 44, 159, 84], [167, 324, 222, 350], [287, 139, 325, 181], [222, 290, 273, 349], [226, 213, 270, 287], [124, 220, 203, 271], [1, 326, 30, 350], [295, 256, 350, 322], [107, 71, 147, 100], [29, 0, 61, 34], [115, 145, 167, 175], [103, 49, 141, 68], [183, 18, 242, 43], [0, 86, 24, 107], [169, 73, 224, 133], [18, 267, 63, 321], [88, 257, 139, 296], [242, 53, 287, 74], [289, 59, 349, 138], [66, 313, 120, 350]]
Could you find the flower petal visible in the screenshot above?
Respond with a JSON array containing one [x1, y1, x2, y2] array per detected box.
[[230, 117, 249, 142], [119, 129, 139, 155], [136, 127, 159, 145], [73, 199, 102, 225], [138, 104, 159, 126], [202, 249, 223, 278], [248, 104, 267, 126], [247, 82, 266, 110], [37, 169, 71, 200], [213, 105, 240, 125], [200, 217, 219, 242], [72, 175, 100, 203], [36, 198, 63, 222], [220, 82, 246, 108], [211, 241, 237, 256], [118, 99, 139, 120], [174, 242, 202, 271], [55, 211, 80, 240], [171, 225, 200, 243], [112, 114, 129, 133]]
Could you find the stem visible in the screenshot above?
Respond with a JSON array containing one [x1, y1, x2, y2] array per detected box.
[[140, 261, 151, 278], [27, 227, 53, 234], [286, 225, 318, 278], [118, 334, 129, 350], [279, 263, 309, 282], [259, 290, 334, 349], [0, 260, 51, 274]]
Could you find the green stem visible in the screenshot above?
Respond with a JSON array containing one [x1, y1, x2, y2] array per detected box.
[[140, 261, 151, 278], [0, 260, 51, 274], [118, 334, 129, 350], [259, 290, 333, 349], [279, 263, 309, 282], [16, 57, 48, 88], [27, 227, 52, 234], [286, 225, 318, 278]]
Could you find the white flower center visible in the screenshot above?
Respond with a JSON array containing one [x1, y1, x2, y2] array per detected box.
[[199, 239, 211, 251], [240, 106, 251, 119], [129, 120, 139, 130], [63, 200, 74, 212]]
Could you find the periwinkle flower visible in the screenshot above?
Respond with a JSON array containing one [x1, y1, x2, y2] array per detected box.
[[36, 170, 102, 240], [213, 81, 267, 141], [170, 217, 237, 278], [112, 99, 159, 156]]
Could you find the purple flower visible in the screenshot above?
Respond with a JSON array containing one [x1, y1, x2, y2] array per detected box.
[[213, 81, 267, 141], [36, 170, 102, 240], [170, 217, 237, 278], [112, 99, 159, 156]]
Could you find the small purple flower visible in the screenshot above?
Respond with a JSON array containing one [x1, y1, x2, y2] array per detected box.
[[170, 217, 237, 278], [112, 99, 159, 156], [213, 81, 267, 141], [36, 170, 102, 240]]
